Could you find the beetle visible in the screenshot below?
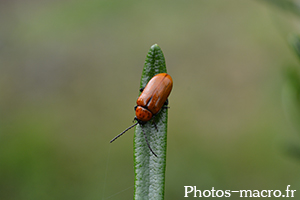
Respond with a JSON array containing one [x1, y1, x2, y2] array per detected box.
[[110, 73, 173, 157]]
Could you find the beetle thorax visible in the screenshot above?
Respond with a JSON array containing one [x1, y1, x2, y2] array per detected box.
[[135, 106, 153, 122]]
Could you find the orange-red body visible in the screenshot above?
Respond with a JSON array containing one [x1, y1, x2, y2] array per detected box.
[[110, 73, 173, 157], [135, 73, 173, 122]]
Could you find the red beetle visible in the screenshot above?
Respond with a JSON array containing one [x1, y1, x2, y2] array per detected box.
[[110, 73, 173, 157]]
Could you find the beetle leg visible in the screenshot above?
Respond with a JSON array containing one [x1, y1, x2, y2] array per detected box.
[[164, 99, 169, 105], [150, 114, 159, 132], [163, 99, 170, 109], [132, 116, 137, 123], [152, 118, 158, 132], [139, 87, 145, 92]]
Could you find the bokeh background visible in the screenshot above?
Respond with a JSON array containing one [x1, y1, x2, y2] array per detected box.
[[1, 0, 300, 199]]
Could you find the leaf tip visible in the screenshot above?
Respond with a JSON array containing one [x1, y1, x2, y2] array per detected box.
[[151, 43, 161, 50]]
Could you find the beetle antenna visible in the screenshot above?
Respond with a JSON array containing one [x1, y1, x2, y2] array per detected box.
[[140, 125, 158, 157], [152, 119, 158, 132], [110, 122, 138, 143]]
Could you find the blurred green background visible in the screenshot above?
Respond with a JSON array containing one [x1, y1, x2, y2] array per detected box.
[[1, 0, 300, 199]]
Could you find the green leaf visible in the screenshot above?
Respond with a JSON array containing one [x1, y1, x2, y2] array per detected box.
[[133, 44, 168, 200]]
